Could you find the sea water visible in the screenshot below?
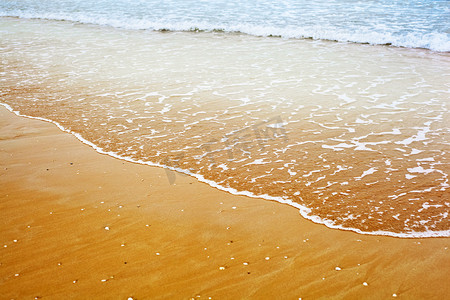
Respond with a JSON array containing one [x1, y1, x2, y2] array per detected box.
[[1, 0, 449, 51], [0, 0, 449, 237]]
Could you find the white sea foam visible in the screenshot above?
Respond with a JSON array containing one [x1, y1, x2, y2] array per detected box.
[[2, 102, 449, 238], [355, 168, 377, 181], [1, 0, 449, 52]]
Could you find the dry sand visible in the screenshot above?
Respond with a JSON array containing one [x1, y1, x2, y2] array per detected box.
[[0, 106, 449, 299]]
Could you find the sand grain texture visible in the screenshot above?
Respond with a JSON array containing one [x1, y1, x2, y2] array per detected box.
[[0, 106, 449, 299]]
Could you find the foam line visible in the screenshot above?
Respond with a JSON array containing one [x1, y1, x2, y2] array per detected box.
[[2, 102, 448, 238]]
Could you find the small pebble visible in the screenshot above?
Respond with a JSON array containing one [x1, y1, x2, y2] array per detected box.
[[219, 267, 225, 270], [265, 257, 270, 260], [363, 282, 368, 286], [232, 206, 237, 209], [104, 226, 110, 231], [335, 267, 341, 271], [14, 273, 19, 277], [243, 262, 249, 266], [156, 252, 160, 255], [392, 294, 397, 298]]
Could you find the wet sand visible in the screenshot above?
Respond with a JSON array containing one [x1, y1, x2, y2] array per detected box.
[[0, 106, 449, 299], [3, 18, 449, 236]]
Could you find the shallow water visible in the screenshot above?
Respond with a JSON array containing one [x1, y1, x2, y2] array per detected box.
[[1, 0, 449, 51], [1, 18, 449, 237]]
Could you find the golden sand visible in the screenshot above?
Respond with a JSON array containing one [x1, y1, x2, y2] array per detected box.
[[2, 18, 449, 235], [1, 107, 449, 299]]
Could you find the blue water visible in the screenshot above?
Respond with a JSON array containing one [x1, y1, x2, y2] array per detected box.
[[1, 0, 449, 51]]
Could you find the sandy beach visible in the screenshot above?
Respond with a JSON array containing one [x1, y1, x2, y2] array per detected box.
[[1, 106, 449, 299], [1, 1, 450, 298]]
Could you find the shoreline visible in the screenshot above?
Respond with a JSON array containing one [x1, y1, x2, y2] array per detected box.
[[2, 103, 447, 239], [2, 16, 449, 236], [1, 106, 449, 298]]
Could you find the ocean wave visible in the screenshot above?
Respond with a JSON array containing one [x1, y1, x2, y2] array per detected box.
[[2, 102, 449, 239], [1, 12, 449, 52]]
